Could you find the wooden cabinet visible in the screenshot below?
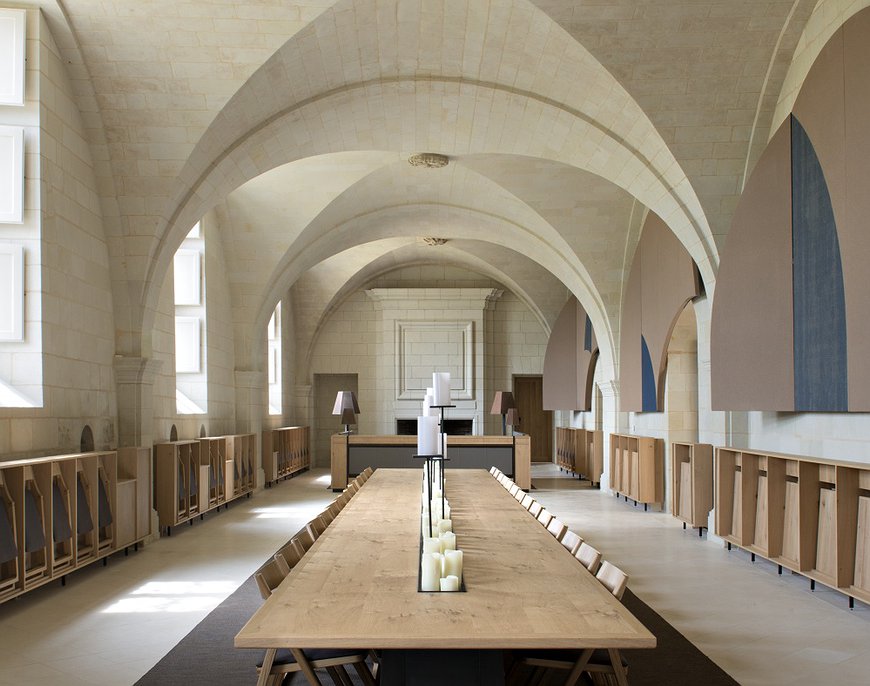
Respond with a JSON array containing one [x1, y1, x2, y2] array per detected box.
[[0, 448, 152, 605], [225, 433, 255, 497], [609, 433, 664, 510], [555, 427, 603, 486], [154, 434, 258, 534], [715, 447, 870, 607], [262, 426, 310, 486], [671, 442, 713, 532]]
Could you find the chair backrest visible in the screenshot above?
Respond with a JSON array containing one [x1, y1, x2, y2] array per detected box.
[[560, 530, 583, 555], [306, 515, 327, 541], [320, 508, 335, 526], [294, 528, 316, 552], [546, 517, 567, 541], [255, 556, 289, 600], [362, 466, 374, 478], [536, 509, 553, 528], [327, 500, 343, 517], [489, 466, 498, 476], [520, 494, 534, 510], [596, 560, 629, 601], [497, 474, 509, 486], [275, 538, 306, 571], [508, 484, 520, 497], [337, 490, 352, 507], [528, 501, 543, 518], [575, 542, 602, 574], [513, 489, 525, 502], [345, 481, 360, 495], [353, 475, 366, 488]]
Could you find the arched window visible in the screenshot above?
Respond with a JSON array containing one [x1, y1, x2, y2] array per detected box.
[[174, 222, 207, 414]]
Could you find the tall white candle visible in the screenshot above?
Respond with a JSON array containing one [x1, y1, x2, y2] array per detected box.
[[438, 518, 452, 534], [439, 531, 456, 553], [417, 416, 439, 455], [441, 434, 448, 460], [423, 537, 441, 554], [440, 575, 460, 592], [421, 553, 441, 592], [444, 550, 463, 580], [423, 388, 435, 417], [433, 372, 451, 406]]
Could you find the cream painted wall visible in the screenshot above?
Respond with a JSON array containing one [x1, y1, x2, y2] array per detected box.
[[0, 12, 117, 459]]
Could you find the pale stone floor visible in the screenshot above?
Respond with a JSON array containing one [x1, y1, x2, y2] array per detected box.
[[0, 464, 867, 686]]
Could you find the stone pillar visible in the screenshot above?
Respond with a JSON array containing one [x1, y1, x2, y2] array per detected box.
[[235, 369, 265, 486], [113, 357, 163, 448], [598, 379, 620, 492]]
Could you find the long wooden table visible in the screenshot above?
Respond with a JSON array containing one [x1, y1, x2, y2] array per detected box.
[[235, 469, 655, 683]]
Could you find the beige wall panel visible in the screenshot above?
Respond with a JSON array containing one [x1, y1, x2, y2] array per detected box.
[[711, 122, 794, 410], [640, 214, 699, 401], [843, 13, 870, 410], [619, 257, 643, 412], [543, 297, 581, 411]]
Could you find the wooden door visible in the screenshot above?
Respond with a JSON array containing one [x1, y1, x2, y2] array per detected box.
[[513, 376, 552, 462]]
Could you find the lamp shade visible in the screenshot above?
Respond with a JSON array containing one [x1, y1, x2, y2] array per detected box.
[[505, 408, 519, 426], [490, 391, 515, 414], [339, 407, 356, 426], [333, 391, 360, 415]]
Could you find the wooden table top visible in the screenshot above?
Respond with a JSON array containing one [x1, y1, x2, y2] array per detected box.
[[235, 469, 656, 650]]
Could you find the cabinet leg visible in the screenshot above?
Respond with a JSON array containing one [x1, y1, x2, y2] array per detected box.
[[103, 557, 108, 567], [751, 553, 755, 563], [125, 546, 129, 557], [167, 526, 171, 537], [699, 526, 703, 537], [811, 579, 815, 592], [134, 542, 139, 552], [644, 503, 648, 512], [849, 597, 854, 610], [683, 522, 686, 530], [778, 565, 782, 575], [61, 575, 66, 587], [727, 542, 731, 551]]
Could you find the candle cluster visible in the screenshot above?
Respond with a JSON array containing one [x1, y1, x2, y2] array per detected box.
[[420, 469, 464, 592]]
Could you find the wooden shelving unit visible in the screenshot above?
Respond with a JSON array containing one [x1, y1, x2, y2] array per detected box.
[[0, 448, 152, 605], [154, 434, 258, 535], [715, 447, 870, 608], [262, 426, 310, 486], [609, 433, 664, 510], [671, 442, 713, 533], [555, 427, 603, 486]]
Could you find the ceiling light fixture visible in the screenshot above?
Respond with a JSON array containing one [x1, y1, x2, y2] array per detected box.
[[408, 152, 449, 168]]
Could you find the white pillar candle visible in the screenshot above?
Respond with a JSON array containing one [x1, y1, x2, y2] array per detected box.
[[440, 575, 460, 592], [423, 389, 435, 417], [444, 550, 463, 580], [417, 416, 439, 455], [421, 553, 441, 592], [423, 537, 441, 554], [439, 531, 456, 553], [441, 434, 448, 460], [433, 372, 451, 406], [438, 518, 452, 534], [432, 488, 442, 500]]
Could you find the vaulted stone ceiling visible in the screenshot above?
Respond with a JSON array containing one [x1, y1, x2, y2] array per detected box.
[[26, 0, 833, 373]]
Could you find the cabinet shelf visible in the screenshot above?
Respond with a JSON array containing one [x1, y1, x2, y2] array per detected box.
[[0, 447, 152, 605], [715, 447, 870, 606], [609, 433, 664, 509], [555, 428, 603, 486]]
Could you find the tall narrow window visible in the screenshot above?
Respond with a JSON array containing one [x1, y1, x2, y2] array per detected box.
[[267, 302, 282, 415], [174, 222, 207, 414], [0, 8, 41, 408]]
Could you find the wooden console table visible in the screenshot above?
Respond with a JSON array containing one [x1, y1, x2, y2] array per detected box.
[[330, 434, 530, 490]]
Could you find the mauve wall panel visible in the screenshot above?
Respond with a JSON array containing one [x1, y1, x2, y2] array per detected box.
[[543, 297, 581, 411], [711, 121, 794, 410]]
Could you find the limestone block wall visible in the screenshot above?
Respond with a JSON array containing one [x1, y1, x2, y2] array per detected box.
[[1, 12, 117, 458]]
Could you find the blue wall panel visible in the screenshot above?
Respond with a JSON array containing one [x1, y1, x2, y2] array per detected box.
[[584, 315, 593, 352], [641, 335, 657, 412], [791, 115, 848, 411]]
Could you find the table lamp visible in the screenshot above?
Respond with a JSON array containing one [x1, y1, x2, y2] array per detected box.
[[333, 391, 360, 434], [505, 407, 519, 434], [490, 391, 516, 436]]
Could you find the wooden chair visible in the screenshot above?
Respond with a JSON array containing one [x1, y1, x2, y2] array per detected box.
[[306, 515, 327, 541], [520, 494, 534, 510], [575, 542, 602, 574], [507, 562, 632, 686], [255, 556, 290, 601], [345, 481, 360, 496], [294, 528, 316, 552], [254, 558, 377, 686], [560, 530, 583, 556], [320, 508, 335, 526], [275, 538, 306, 571], [528, 501, 543, 518], [489, 466, 499, 476], [508, 484, 521, 497], [596, 561, 629, 601], [327, 500, 343, 517], [536, 508, 553, 528], [513, 488, 525, 503], [546, 517, 567, 541]]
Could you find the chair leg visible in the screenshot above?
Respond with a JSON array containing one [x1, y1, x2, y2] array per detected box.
[[608, 650, 629, 686], [563, 648, 594, 686], [290, 648, 324, 686], [353, 661, 378, 686], [257, 649, 277, 686]]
